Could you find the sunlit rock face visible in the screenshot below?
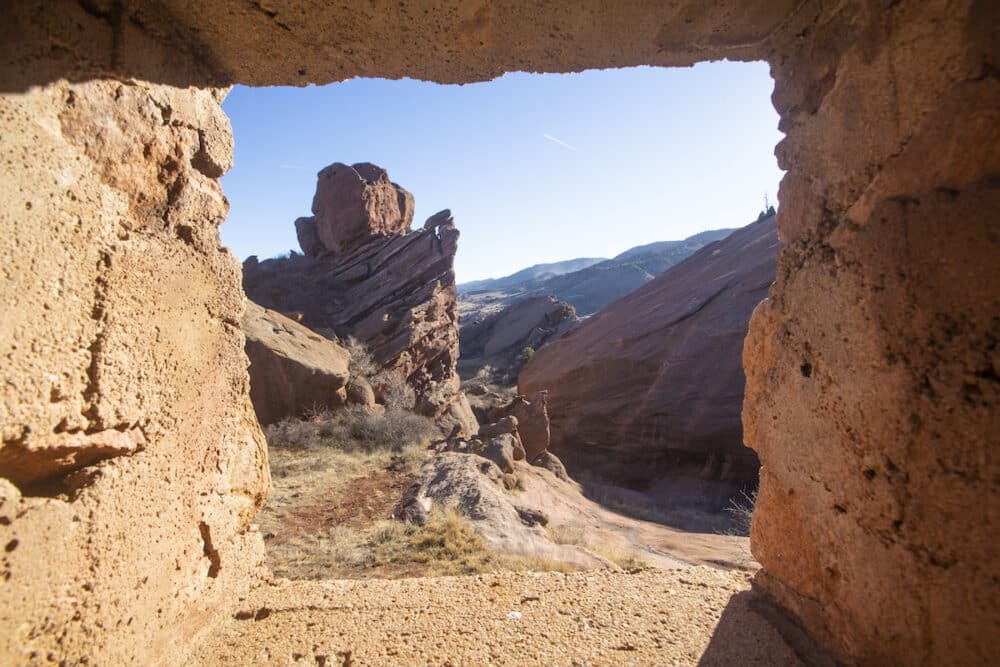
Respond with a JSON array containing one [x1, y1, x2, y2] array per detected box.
[[2, 1, 997, 664], [299, 162, 415, 257], [244, 164, 476, 436], [0, 78, 269, 664]]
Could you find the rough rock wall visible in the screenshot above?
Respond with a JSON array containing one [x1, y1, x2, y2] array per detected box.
[[1, 0, 817, 90], [0, 81, 269, 663], [519, 217, 777, 491], [1, 1, 997, 665], [746, 2, 1000, 664]]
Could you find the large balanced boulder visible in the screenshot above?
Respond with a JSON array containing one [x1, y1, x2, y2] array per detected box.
[[519, 216, 778, 490], [306, 162, 414, 256], [244, 163, 475, 435], [242, 300, 351, 425]]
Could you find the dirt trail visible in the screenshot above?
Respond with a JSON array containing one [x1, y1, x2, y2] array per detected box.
[[191, 567, 803, 665]]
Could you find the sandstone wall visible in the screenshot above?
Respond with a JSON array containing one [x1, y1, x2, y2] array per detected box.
[[0, 80, 269, 663], [1, 1, 997, 664], [746, 2, 999, 663]]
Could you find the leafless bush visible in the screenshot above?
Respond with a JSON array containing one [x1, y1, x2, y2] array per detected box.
[[724, 488, 757, 537], [374, 370, 417, 411], [265, 405, 435, 453], [343, 336, 379, 379], [347, 407, 434, 450]]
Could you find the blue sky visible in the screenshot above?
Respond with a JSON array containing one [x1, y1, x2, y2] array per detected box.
[[221, 61, 783, 283]]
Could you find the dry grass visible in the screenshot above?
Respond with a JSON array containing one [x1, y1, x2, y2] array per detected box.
[[547, 525, 648, 570], [262, 411, 578, 580], [268, 405, 435, 454], [268, 508, 578, 579]]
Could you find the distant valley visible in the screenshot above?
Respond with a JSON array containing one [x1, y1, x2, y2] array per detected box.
[[458, 227, 736, 321]]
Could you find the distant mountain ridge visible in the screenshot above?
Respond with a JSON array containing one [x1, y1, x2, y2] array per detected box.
[[459, 257, 607, 293], [459, 227, 736, 319]]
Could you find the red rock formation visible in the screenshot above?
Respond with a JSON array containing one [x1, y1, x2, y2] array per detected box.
[[503, 392, 552, 462], [519, 217, 778, 491], [242, 300, 351, 425], [303, 162, 414, 256], [244, 165, 475, 435]]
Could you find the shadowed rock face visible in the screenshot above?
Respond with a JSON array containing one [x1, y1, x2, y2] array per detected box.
[[242, 301, 351, 425], [2, 2, 998, 665], [520, 216, 778, 491], [459, 295, 579, 378], [244, 165, 474, 434]]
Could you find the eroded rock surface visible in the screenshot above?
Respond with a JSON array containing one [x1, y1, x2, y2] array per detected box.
[[243, 300, 351, 425], [0, 79, 268, 664], [396, 452, 609, 570], [520, 216, 778, 492], [244, 165, 474, 434], [501, 392, 554, 462]]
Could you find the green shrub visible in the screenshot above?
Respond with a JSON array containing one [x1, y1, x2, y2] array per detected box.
[[518, 346, 535, 364]]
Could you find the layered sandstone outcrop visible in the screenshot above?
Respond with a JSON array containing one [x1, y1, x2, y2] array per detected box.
[[244, 163, 475, 435], [2, 3, 997, 666], [458, 295, 579, 379], [520, 216, 777, 492], [242, 301, 351, 425]]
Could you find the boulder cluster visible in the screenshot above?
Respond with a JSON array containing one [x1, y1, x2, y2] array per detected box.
[[429, 391, 568, 481]]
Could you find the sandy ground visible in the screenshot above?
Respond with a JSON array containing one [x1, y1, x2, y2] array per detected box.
[[191, 567, 803, 666], [516, 463, 753, 571]]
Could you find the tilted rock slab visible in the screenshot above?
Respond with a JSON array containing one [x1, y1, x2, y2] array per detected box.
[[520, 217, 778, 490], [242, 300, 351, 425]]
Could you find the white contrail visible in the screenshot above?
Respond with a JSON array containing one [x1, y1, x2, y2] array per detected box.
[[542, 134, 580, 152]]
